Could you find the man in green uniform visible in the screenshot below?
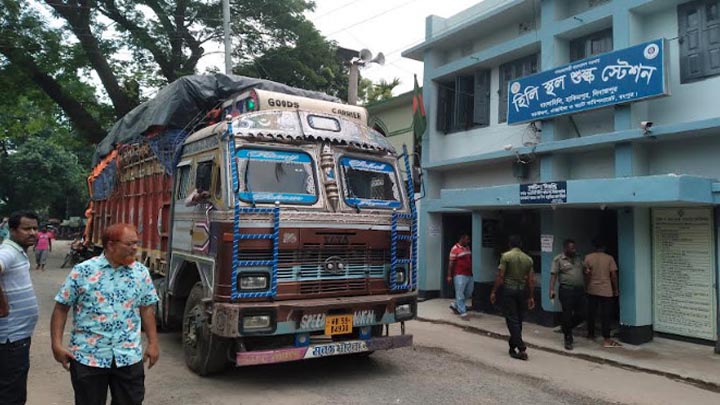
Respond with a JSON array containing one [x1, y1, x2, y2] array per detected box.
[[549, 238, 585, 350], [490, 235, 535, 360]]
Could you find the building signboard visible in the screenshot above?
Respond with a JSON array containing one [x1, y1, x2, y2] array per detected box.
[[507, 39, 669, 125], [652, 208, 717, 341], [520, 181, 567, 204]]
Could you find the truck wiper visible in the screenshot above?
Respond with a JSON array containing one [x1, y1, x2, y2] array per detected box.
[[349, 201, 361, 213]]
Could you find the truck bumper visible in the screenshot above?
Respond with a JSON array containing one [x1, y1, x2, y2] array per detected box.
[[235, 334, 413, 367], [211, 292, 417, 337]]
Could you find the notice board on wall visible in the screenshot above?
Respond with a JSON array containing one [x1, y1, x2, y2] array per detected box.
[[652, 208, 717, 340]]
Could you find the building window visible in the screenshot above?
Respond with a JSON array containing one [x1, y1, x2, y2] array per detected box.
[[436, 70, 490, 133], [498, 54, 538, 123], [678, 0, 720, 83], [570, 28, 613, 62]]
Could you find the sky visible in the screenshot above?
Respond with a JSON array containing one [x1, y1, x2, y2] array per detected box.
[[305, 0, 480, 95]]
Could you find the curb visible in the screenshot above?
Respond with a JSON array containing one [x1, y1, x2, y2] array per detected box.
[[415, 316, 720, 394]]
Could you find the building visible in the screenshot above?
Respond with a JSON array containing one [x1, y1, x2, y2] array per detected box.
[[403, 0, 720, 350], [366, 89, 417, 167]]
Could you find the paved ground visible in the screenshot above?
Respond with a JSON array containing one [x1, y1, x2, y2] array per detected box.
[[22, 241, 720, 404], [418, 297, 720, 389]]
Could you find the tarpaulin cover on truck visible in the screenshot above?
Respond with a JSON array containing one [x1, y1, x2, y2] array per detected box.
[[93, 74, 341, 165]]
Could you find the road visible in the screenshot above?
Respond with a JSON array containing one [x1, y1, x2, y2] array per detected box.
[[25, 241, 720, 404]]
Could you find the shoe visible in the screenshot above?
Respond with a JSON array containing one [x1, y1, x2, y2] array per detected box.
[[603, 339, 622, 348], [509, 348, 521, 359], [518, 350, 528, 361], [459, 313, 469, 321], [564, 341, 573, 351], [449, 304, 460, 315]]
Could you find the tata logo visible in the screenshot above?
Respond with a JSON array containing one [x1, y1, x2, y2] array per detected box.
[[323, 235, 349, 245]]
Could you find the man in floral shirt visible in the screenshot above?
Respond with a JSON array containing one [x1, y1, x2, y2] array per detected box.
[[51, 223, 159, 405]]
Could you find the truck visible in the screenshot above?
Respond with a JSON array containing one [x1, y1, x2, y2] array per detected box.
[[84, 75, 418, 375]]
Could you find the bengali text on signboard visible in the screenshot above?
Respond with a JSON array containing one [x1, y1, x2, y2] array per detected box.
[[520, 181, 567, 204], [652, 208, 717, 341], [507, 39, 669, 125]]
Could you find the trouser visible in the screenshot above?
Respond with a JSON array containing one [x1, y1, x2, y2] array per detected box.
[[0, 337, 31, 405], [502, 287, 527, 351], [587, 294, 613, 339], [70, 359, 145, 405], [453, 275, 474, 314], [559, 286, 585, 343], [35, 249, 49, 265]]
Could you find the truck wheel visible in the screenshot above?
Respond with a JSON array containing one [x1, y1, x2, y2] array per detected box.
[[152, 278, 168, 332], [182, 282, 229, 376]]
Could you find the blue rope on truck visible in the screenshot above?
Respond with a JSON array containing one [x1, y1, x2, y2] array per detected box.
[[390, 144, 418, 291], [227, 122, 280, 299]]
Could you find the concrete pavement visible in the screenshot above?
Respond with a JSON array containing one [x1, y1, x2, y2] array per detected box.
[[417, 298, 720, 391]]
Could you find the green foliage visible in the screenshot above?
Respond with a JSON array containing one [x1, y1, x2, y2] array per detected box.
[[0, 0, 353, 218], [363, 77, 401, 104], [0, 138, 87, 218]]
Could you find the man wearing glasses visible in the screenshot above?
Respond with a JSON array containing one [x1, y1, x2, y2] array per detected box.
[[50, 223, 159, 405]]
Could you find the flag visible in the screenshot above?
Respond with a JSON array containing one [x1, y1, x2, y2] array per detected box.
[[412, 74, 427, 146]]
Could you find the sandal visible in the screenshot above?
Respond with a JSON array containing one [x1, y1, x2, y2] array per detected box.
[[603, 340, 622, 348]]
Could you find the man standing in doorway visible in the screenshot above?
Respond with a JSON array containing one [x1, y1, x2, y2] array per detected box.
[[34, 226, 53, 271], [51, 223, 159, 405], [550, 238, 586, 351], [490, 235, 535, 360], [447, 234, 472, 320], [0, 211, 40, 405], [584, 238, 622, 348]]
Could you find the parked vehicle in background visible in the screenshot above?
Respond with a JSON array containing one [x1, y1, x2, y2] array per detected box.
[[83, 75, 419, 375], [60, 237, 95, 269]]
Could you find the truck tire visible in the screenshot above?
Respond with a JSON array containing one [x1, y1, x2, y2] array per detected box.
[[182, 282, 229, 376], [152, 278, 168, 332]]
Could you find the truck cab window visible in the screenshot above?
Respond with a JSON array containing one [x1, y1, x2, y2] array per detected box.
[[236, 148, 317, 204], [339, 157, 401, 209], [176, 165, 192, 200]]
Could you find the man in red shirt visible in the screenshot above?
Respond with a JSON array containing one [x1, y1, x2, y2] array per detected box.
[[447, 234, 472, 320]]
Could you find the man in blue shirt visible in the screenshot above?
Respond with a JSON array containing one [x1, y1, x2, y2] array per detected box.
[[51, 223, 159, 405], [0, 211, 40, 405]]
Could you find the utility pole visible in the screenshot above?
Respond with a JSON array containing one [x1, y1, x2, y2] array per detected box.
[[223, 0, 232, 74], [348, 62, 360, 105], [347, 49, 384, 105]]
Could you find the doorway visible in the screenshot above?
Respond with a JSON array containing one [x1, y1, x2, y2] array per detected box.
[[441, 213, 472, 298]]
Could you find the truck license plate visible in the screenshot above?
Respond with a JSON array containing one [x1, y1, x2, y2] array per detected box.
[[325, 315, 353, 335]]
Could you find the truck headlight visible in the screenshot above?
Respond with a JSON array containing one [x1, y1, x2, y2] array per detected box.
[[394, 268, 407, 285], [239, 274, 268, 290], [242, 314, 271, 330], [396, 303, 414, 320]]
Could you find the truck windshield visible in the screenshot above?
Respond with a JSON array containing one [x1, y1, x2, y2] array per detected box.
[[235, 148, 317, 204], [339, 156, 402, 209]]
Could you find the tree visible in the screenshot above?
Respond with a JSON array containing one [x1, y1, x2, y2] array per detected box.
[[0, 138, 87, 217], [1, 0, 351, 144], [363, 77, 401, 104], [233, 18, 350, 100]]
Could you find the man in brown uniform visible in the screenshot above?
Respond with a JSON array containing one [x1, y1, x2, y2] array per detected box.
[[490, 235, 535, 360], [583, 238, 622, 347], [550, 239, 585, 351]]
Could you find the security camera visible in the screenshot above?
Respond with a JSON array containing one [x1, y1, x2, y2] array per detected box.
[[640, 121, 653, 133], [503, 144, 513, 151]]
